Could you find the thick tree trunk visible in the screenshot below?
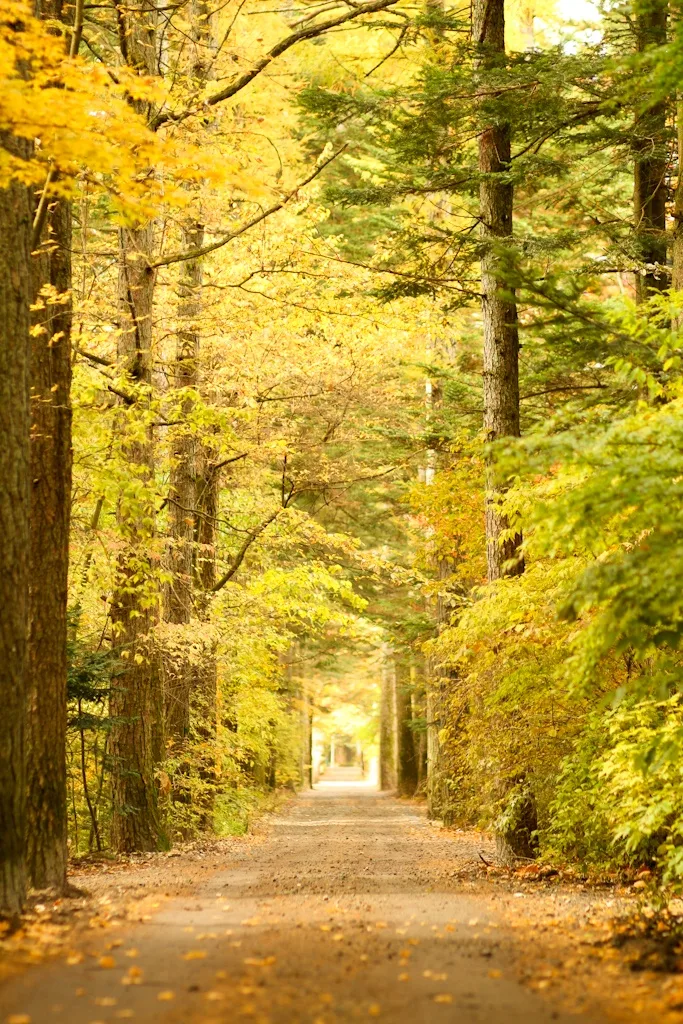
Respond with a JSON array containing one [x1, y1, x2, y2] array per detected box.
[[473, 0, 523, 582], [0, 134, 33, 917], [395, 659, 418, 797], [633, 0, 667, 304], [26, 195, 72, 890]]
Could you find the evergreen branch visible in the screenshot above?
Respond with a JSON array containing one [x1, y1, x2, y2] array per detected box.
[[150, 147, 346, 269]]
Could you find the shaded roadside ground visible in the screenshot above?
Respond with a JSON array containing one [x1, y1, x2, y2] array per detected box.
[[1, 783, 682, 1023]]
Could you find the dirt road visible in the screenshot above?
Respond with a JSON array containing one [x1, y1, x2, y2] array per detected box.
[[0, 783, 604, 1023]]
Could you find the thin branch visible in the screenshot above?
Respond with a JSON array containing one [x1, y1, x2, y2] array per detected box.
[[364, 22, 407, 77], [150, 146, 346, 269], [520, 383, 606, 400], [32, 166, 55, 250], [211, 508, 283, 592], [74, 346, 114, 367]]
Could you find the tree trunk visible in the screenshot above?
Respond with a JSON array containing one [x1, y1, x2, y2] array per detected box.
[[0, 134, 33, 917], [110, 220, 165, 853], [633, 0, 667, 304], [165, 225, 202, 743], [472, 0, 523, 582], [26, 194, 72, 891], [379, 646, 397, 791], [193, 449, 220, 827], [109, 0, 166, 853], [395, 659, 418, 797], [673, 99, 683, 321]]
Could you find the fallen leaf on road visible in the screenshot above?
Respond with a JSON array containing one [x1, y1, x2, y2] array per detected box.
[[157, 992, 175, 1002], [182, 950, 207, 960], [121, 966, 143, 986], [98, 956, 116, 969], [434, 994, 453, 1004]]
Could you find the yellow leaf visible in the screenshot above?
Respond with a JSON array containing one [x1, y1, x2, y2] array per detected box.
[[434, 994, 453, 1004], [157, 991, 175, 1001], [98, 956, 116, 969], [368, 1005, 381, 1017], [182, 950, 207, 960], [7, 1016, 32, 1024]]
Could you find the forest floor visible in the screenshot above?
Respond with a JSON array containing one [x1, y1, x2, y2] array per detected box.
[[1, 783, 683, 1022]]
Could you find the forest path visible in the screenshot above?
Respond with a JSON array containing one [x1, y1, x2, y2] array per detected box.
[[0, 785, 602, 1023]]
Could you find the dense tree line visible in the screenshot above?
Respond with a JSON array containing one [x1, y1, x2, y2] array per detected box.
[[3, 0, 683, 921]]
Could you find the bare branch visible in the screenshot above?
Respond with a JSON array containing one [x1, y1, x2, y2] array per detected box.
[[151, 0, 399, 129], [211, 508, 283, 592]]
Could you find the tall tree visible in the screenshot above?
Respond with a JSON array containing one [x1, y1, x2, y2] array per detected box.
[[0, 132, 33, 917], [164, 0, 212, 745], [472, 0, 524, 582], [109, 0, 165, 852]]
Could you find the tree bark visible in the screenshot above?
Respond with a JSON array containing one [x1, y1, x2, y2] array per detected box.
[[193, 448, 219, 827], [673, 99, 683, 321], [410, 663, 428, 793], [165, 224, 202, 743], [0, 133, 33, 917], [395, 658, 418, 797], [633, 0, 667, 304], [472, 0, 523, 582], [379, 646, 397, 791], [110, 219, 165, 852], [26, 194, 72, 890]]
